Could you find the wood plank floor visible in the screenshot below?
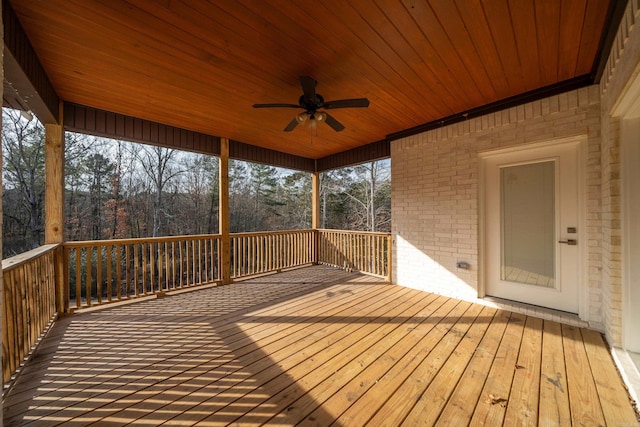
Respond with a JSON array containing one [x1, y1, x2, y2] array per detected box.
[[3, 265, 638, 426]]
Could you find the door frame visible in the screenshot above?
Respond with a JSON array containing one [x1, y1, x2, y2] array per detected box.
[[612, 67, 640, 351], [478, 136, 588, 319]]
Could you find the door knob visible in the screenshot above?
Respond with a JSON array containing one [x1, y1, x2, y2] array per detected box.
[[558, 239, 577, 245]]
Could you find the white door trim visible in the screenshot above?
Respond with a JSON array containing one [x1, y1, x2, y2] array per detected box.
[[614, 65, 640, 351], [621, 117, 640, 351], [478, 136, 588, 319]]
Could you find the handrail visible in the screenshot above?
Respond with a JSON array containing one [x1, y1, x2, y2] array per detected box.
[[2, 243, 59, 271], [2, 244, 59, 385], [316, 228, 390, 236], [63, 233, 220, 247]]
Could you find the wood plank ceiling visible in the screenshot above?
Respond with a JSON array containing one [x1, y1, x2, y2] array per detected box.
[[6, 0, 612, 160]]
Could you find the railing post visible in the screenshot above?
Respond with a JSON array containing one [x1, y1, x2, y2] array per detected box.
[[219, 138, 232, 284], [54, 245, 68, 313], [387, 233, 392, 283], [311, 170, 320, 264]]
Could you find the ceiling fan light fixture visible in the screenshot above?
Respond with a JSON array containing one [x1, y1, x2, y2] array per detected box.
[[308, 115, 317, 129], [296, 112, 308, 124], [316, 112, 326, 122]]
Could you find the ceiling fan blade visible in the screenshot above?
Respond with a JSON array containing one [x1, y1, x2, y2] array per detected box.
[[323, 98, 370, 109], [323, 112, 345, 132], [299, 76, 317, 102], [283, 117, 299, 132], [253, 103, 300, 108]]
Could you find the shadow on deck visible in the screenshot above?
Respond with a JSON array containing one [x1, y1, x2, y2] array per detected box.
[[3, 265, 638, 426]]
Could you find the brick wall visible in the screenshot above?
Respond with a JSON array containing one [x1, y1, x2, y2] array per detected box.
[[391, 85, 603, 328], [391, 0, 639, 346]]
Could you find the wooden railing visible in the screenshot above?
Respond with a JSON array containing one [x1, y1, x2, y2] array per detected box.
[[9, 230, 391, 314], [1, 229, 390, 388], [62, 229, 388, 310], [317, 229, 391, 280], [230, 230, 315, 278], [2, 244, 59, 384], [64, 234, 221, 309]]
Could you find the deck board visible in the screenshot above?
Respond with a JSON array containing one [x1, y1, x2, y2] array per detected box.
[[3, 265, 638, 426], [404, 305, 497, 425], [434, 309, 511, 426], [539, 320, 571, 426], [470, 311, 527, 426], [563, 324, 607, 426], [503, 316, 543, 426]]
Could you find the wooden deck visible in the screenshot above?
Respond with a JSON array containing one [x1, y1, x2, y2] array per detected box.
[[3, 265, 638, 426]]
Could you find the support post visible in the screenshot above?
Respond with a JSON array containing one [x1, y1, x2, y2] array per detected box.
[[219, 138, 231, 284], [45, 123, 66, 314], [311, 170, 320, 264]]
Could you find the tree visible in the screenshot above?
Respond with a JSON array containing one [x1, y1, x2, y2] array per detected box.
[[320, 160, 391, 232], [248, 163, 284, 230], [103, 140, 129, 239], [3, 118, 391, 256], [134, 145, 183, 237], [279, 171, 311, 229], [86, 153, 115, 239], [345, 160, 391, 232], [229, 160, 250, 232], [63, 132, 111, 241], [180, 154, 219, 235], [2, 109, 45, 253], [319, 168, 351, 230]]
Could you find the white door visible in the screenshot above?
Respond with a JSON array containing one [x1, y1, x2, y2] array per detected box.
[[483, 140, 581, 313]]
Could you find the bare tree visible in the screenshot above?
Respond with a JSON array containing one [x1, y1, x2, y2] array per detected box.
[[2, 109, 45, 252], [346, 160, 390, 232], [180, 154, 218, 234], [134, 145, 184, 237], [320, 160, 391, 232], [105, 140, 128, 238]]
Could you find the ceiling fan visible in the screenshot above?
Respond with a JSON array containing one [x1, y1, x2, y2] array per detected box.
[[253, 76, 369, 132]]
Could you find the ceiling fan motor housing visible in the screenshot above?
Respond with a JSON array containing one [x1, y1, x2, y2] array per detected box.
[[299, 94, 324, 112]]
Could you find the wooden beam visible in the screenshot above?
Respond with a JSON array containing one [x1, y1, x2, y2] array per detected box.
[[230, 140, 314, 172], [2, 0, 59, 124], [316, 140, 390, 172], [64, 103, 221, 156], [219, 138, 231, 285], [44, 122, 65, 314]]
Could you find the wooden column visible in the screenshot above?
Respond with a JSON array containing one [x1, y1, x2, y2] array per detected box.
[[312, 171, 320, 229], [219, 138, 231, 284], [311, 170, 320, 264], [45, 123, 66, 314], [45, 124, 64, 243]]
